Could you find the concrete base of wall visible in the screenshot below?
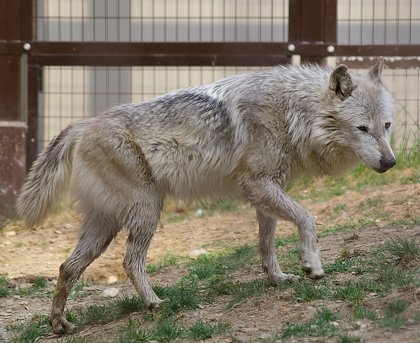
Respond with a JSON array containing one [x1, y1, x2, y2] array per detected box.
[[0, 121, 27, 218]]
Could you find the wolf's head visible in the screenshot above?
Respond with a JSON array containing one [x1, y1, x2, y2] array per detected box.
[[328, 58, 396, 173]]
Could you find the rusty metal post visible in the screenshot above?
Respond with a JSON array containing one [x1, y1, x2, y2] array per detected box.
[[0, 0, 34, 217], [26, 64, 40, 174], [0, 122, 27, 217], [289, 0, 337, 65]]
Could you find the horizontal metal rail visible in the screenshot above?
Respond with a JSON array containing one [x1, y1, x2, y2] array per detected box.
[[1, 42, 419, 67]]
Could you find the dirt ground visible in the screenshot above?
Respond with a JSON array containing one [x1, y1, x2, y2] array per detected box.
[[1, 181, 420, 342]]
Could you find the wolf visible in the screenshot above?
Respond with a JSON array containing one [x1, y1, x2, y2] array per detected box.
[[17, 58, 396, 334]]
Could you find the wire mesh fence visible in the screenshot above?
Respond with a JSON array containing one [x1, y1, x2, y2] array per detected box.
[[36, 0, 289, 42], [337, 0, 420, 45]]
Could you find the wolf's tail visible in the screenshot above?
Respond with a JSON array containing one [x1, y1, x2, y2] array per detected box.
[[16, 119, 92, 227]]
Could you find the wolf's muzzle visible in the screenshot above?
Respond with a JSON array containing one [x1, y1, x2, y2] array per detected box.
[[376, 156, 396, 173]]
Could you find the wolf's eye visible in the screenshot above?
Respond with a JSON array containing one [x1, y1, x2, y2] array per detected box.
[[385, 122, 391, 129], [357, 126, 368, 133]]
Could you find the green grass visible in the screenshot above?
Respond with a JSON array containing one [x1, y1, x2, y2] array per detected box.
[[146, 253, 183, 274], [13, 278, 48, 297], [0, 275, 10, 298], [380, 300, 410, 330], [186, 319, 230, 340], [9, 315, 50, 343], [352, 305, 377, 320], [116, 318, 230, 343], [292, 280, 331, 302], [323, 258, 358, 275], [281, 307, 340, 339], [337, 334, 364, 343], [117, 320, 151, 343], [381, 235, 420, 266]]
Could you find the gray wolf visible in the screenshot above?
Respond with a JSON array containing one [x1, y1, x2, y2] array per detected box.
[[17, 58, 396, 334]]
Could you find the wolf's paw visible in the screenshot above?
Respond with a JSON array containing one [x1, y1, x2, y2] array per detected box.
[[50, 316, 77, 335], [146, 296, 166, 311], [301, 252, 325, 279], [269, 273, 300, 284]]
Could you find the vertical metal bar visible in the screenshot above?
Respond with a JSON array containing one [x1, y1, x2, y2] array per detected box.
[[325, 0, 337, 44], [288, 0, 302, 43], [372, 0, 375, 44], [360, 0, 364, 44], [105, 0, 108, 42], [27, 65, 40, 172], [223, 0, 225, 42], [164, 0, 167, 42], [384, 0, 387, 44], [409, 0, 412, 44], [82, 0, 85, 41], [20, 0, 34, 41], [176, 0, 178, 41], [271, 0, 274, 42]]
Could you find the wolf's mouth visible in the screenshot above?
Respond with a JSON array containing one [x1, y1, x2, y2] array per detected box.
[[373, 166, 394, 174]]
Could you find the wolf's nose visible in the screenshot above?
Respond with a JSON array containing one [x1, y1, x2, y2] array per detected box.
[[380, 157, 396, 170]]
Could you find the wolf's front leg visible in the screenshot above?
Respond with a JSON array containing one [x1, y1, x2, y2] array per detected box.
[[241, 178, 325, 279], [257, 210, 299, 283]]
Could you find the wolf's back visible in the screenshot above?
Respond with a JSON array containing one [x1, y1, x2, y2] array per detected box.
[[16, 119, 93, 227]]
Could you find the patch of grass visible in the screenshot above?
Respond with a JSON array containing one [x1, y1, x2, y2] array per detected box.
[[323, 258, 356, 275], [9, 314, 50, 343], [352, 305, 377, 320], [146, 253, 184, 274], [380, 299, 409, 330], [332, 281, 366, 305], [320, 218, 377, 238], [117, 318, 229, 342], [186, 319, 230, 340], [32, 278, 48, 289], [66, 294, 146, 328], [225, 279, 274, 309], [58, 336, 92, 343], [293, 280, 331, 302], [152, 319, 183, 342], [0, 275, 10, 298], [281, 307, 339, 339], [401, 169, 420, 184], [14, 278, 49, 296], [154, 283, 202, 317], [375, 264, 416, 290], [114, 294, 145, 315], [337, 334, 364, 343], [382, 235, 420, 266], [73, 280, 91, 291], [385, 299, 409, 316], [187, 263, 227, 281], [275, 233, 299, 247], [193, 243, 258, 275], [117, 322, 151, 343]]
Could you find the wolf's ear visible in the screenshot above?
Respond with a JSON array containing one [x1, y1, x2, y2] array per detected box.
[[369, 56, 384, 83], [329, 64, 355, 101]]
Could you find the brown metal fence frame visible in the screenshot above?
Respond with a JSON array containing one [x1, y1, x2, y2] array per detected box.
[[0, 0, 419, 214]]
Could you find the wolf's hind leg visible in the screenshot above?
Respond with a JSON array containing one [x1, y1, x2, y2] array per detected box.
[[123, 196, 164, 310], [50, 213, 120, 335], [257, 210, 298, 283]]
